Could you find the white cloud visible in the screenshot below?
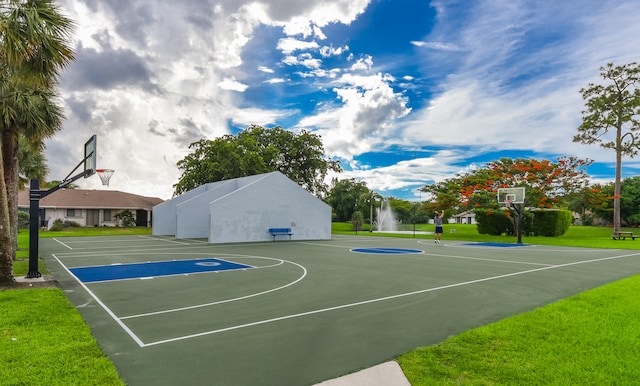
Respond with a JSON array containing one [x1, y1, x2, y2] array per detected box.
[[340, 150, 468, 195], [398, 73, 593, 161], [319, 44, 349, 57], [282, 53, 322, 69], [258, 66, 275, 73], [411, 41, 462, 51], [46, 0, 640, 202], [350, 55, 373, 71], [281, 16, 316, 38], [218, 77, 249, 92], [299, 72, 411, 159], [304, 68, 342, 79], [48, 0, 378, 200], [271, 0, 371, 31], [276, 37, 320, 54], [228, 107, 293, 128], [397, 0, 640, 166]]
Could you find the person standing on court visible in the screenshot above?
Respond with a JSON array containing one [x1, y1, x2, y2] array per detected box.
[[434, 210, 444, 243]]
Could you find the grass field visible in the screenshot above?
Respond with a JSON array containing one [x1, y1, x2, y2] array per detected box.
[[397, 275, 640, 384], [0, 288, 125, 385], [2, 225, 640, 385], [335, 221, 640, 249]]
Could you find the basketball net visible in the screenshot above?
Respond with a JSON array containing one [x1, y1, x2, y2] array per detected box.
[[96, 169, 114, 186]]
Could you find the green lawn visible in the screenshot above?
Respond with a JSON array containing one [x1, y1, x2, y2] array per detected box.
[[0, 288, 125, 385], [398, 275, 640, 384], [3, 225, 640, 385], [3, 228, 145, 385]]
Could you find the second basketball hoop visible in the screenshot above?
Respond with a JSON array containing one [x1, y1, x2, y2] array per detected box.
[[96, 169, 115, 186]]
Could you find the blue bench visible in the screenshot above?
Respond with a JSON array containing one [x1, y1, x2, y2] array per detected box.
[[268, 227, 293, 241]]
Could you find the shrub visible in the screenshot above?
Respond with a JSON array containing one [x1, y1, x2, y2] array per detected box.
[[627, 213, 640, 227], [580, 213, 594, 226], [49, 219, 64, 231], [18, 211, 29, 229], [475, 208, 573, 237], [351, 211, 364, 233], [114, 210, 136, 228], [475, 209, 513, 235], [530, 209, 572, 236]]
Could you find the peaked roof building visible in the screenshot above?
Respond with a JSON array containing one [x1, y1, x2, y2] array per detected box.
[[18, 189, 164, 228], [153, 171, 331, 243], [18, 189, 164, 210]]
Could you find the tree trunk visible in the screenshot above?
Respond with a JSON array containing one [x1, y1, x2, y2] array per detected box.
[[614, 126, 623, 233], [0, 137, 15, 284], [2, 129, 19, 260]]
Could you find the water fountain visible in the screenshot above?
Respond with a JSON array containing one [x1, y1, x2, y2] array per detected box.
[[376, 198, 398, 232]]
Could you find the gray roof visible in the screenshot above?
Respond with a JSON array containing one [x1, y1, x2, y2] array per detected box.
[[18, 189, 164, 210]]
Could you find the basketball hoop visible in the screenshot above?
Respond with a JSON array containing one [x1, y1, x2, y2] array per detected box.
[[96, 169, 114, 186]]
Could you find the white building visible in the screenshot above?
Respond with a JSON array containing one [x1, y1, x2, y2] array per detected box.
[[452, 210, 477, 225], [152, 171, 331, 243]]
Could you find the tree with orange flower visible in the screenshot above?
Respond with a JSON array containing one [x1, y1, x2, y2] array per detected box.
[[421, 157, 592, 212]]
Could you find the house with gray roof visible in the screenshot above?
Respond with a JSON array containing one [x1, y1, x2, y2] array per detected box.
[[18, 189, 164, 227]]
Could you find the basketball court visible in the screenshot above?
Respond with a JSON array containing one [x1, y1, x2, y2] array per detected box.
[[40, 234, 640, 385]]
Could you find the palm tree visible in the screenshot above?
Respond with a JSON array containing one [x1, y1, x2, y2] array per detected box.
[[0, 0, 75, 283], [19, 136, 49, 188]]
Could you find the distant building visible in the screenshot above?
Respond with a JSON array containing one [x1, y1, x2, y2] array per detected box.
[[18, 189, 164, 227], [452, 210, 476, 225]]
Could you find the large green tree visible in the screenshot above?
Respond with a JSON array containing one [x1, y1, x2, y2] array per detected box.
[[0, 0, 74, 283], [174, 125, 341, 197], [325, 178, 370, 222], [388, 198, 429, 224], [573, 62, 640, 233], [620, 176, 640, 226]]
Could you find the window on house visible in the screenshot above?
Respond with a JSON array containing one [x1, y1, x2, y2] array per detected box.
[[103, 209, 112, 221], [66, 209, 82, 217]]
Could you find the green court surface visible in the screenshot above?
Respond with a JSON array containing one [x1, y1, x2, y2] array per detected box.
[[41, 235, 640, 385]]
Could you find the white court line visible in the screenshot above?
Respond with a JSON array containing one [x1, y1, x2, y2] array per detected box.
[[141, 250, 640, 348], [299, 241, 356, 249], [302, 241, 550, 267], [53, 238, 73, 249], [53, 237, 165, 244], [121, 258, 306, 320], [137, 235, 193, 245], [51, 243, 242, 259], [67, 255, 257, 270], [68, 259, 267, 285], [423, 252, 554, 267], [51, 239, 289, 257], [438, 242, 621, 253], [51, 253, 146, 347]]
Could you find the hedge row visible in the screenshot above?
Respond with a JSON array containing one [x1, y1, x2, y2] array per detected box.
[[475, 208, 572, 237]]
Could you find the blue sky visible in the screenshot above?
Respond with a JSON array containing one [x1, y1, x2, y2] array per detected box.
[[49, 0, 640, 200]]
